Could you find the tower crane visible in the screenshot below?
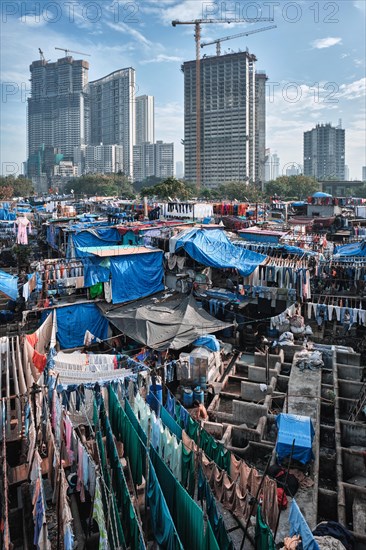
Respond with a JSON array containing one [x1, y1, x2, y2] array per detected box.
[[201, 24, 277, 56], [38, 48, 51, 63], [172, 17, 274, 191], [55, 47, 91, 57]]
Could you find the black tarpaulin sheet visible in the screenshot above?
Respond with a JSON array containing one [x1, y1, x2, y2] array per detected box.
[[99, 294, 233, 350]]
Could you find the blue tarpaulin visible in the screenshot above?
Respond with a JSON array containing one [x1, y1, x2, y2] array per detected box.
[[109, 253, 164, 304], [0, 270, 18, 300], [312, 192, 332, 198], [80, 247, 164, 304], [83, 257, 111, 287], [70, 227, 122, 258], [175, 229, 266, 277], [276, 413, 314, 465], [334, 240, 366, 257], [192, 335, 220, 351], [239, 232, 281, 243], [0, 208, 16, 220], [51, 303, 108, 349], [47, 225, 61, 250]]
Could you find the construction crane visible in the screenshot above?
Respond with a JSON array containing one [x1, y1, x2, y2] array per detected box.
[[172, 17, 274, 191], [201, 24, 277, 56], [55, 47, 91, 57], [38, 48, 51, 63]]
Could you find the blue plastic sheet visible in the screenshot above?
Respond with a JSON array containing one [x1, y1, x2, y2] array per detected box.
[[0, 208, 16, 220], [110, 252, 164, 304], [192, 335, 220, 351], [175, 229, 266, 277], [0, 270, 18, 300], [83, 257, 111, 287], [312, 192, 332, 198], [46, 225, 61, 250], [239, 232, 281, 244], [276, 413, 314, 465], [53, 303, 108, 349], [334, 240, 366, 257], [71, 227, 122, 257], [82, 249, 164, 304]]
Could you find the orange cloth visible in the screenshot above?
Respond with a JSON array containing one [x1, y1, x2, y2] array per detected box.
[[26, 333, 38, 348], [32, 350, 47, 373]]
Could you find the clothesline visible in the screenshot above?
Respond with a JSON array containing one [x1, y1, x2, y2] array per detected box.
[[58, 388, 132, 549]]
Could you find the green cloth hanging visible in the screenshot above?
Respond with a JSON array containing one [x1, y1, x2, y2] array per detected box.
[[181, 444, 195, 497], [200, 430, 231, 473], [255, 505, 276, 550], [96, 430, 126, 549], [147, 458, 184, 549], [108, 387, 145, 485], [205, 521, 220, 550], [186, 416, 199, 443], [175, 480, 205, 550], [150, 446, 205, 550], [216, 517, 234, 550], [101, 401, 139, 549], [90, 282, 104, 298]]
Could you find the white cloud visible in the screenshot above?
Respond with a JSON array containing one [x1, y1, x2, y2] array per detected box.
[[339, 78, 366, 100], [340, 53, 350, 59], [140, 54, 183, 64], [354, 1, 366, 12], [311, 37, 342, 49], [18, 15, 47, 27], [106, 21, 154, 48]]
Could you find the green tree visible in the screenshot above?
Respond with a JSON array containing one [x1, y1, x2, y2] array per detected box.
[[64, 174, 115, 196], [111, 173, 135, 198], [140, 177, 194, 200], [64, 173, 135, 197], [12, 176, 35, 197], [0, 175, 35, 198], [134, 175, 162, 192], [218, 181, 263, 202], [264, 175, 318, 200], [199, 188, 213, 200]]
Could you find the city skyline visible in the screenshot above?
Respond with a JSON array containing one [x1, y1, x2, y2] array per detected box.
[[1, 0, 365, 179]]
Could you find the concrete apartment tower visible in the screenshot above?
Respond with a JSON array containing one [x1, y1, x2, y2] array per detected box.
[[27, 55, 90, 188], [183, 50, 266, 188], [89, 68, 136, 180], [135, 95, 155, 145], [304, 122, 345, 181]]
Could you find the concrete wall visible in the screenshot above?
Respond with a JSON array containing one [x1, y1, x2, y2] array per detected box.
[[337, 351, 361, 366], [254, 350, 283, 368], [248, 365, 279, 383], [341, 421, 366, 448], [337, 364, 363, 381], [232, 400, 267, 428], [241, 381, 273, 402], [342, 449, 366, 481], [339, 380, 363, 399], [203, 421, 224, 440]]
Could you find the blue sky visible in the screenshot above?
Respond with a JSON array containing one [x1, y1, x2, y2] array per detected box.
[[1, 0, 365, 179]]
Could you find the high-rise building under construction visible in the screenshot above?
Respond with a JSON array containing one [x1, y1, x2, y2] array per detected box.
[[183, 51, 267, 188]]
